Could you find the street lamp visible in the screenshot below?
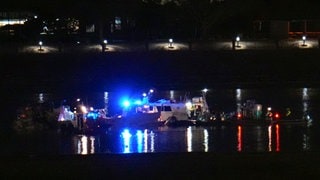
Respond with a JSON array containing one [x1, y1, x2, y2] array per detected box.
[[168, 38, 173, 48], [302, 35, 307, 46], [236, 36, 240, 47], [103, 39, 108, 50], [38, 41, 43, 51], [102, 39, 108, 51]]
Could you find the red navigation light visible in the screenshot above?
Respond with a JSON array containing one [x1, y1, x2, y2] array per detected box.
[[237, 113, 242, 119], [274, 113, 280, 119]]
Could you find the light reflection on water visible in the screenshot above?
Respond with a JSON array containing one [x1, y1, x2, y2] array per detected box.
[[68, 123, 316, 155], [1, 122, 317, 155], [267, 124, 280, 152], [75, 135, 96, 155], [237, 125, 242, 152]]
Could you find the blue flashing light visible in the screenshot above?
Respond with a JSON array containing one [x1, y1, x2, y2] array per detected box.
[[86, 111, 99, 120], [122, 100, 131, 108]]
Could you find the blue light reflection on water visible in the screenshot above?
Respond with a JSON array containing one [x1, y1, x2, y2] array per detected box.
[[75, 128, 158, 154], [65, 123, 318, 155], [117, 128, 156, 154], [1, 123, 319, 155], [121, 129, 132, 153]]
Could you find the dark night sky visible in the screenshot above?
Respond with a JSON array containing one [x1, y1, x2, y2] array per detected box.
[[0, 0, 146, 19], [2, 0, 320, 16]]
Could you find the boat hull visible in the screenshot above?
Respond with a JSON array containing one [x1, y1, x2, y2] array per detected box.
[[110, 112, 162, 129]]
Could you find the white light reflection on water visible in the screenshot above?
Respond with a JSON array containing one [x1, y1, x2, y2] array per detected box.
[[203, 129, 209, 152], [150, 131, 155, 152], [144, 129, 148, 152], [268, 125, 272, 152], [187, 127, 192, 152], [79, 136, 87, 154], [90, 136, 95, 154], [76, 135, 96, 155], [183, 127, 210, 152]]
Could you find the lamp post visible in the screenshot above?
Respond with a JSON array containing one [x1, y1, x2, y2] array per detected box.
[[38, 41, 43, 51], [103, 39, 108, 51], [302, 35, 307, 46], [168, 38, 173, 48], [236, 36, 240, 47]]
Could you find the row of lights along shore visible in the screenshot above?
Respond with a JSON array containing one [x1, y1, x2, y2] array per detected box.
[[38, 38, 173, 51], [233, 35, 309, 48], [37, 35, 311, 52]]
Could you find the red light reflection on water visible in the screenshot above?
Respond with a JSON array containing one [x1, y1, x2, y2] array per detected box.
[[268, 124, 280, 152], [237, 125, 242, 152], [276, 124, 280, 151]]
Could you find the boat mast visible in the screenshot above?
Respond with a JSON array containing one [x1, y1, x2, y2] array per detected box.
[[202, 88, 209, 113]]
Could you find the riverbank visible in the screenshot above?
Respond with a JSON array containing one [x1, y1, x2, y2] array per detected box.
[[1, 152, 320, 179], [0, 38, 319, 54]]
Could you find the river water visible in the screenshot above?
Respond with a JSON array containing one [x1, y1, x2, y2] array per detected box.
[[2, 87, 320, 156]]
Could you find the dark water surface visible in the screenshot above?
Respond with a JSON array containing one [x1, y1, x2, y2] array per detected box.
[[2, 123, 319, 155]]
